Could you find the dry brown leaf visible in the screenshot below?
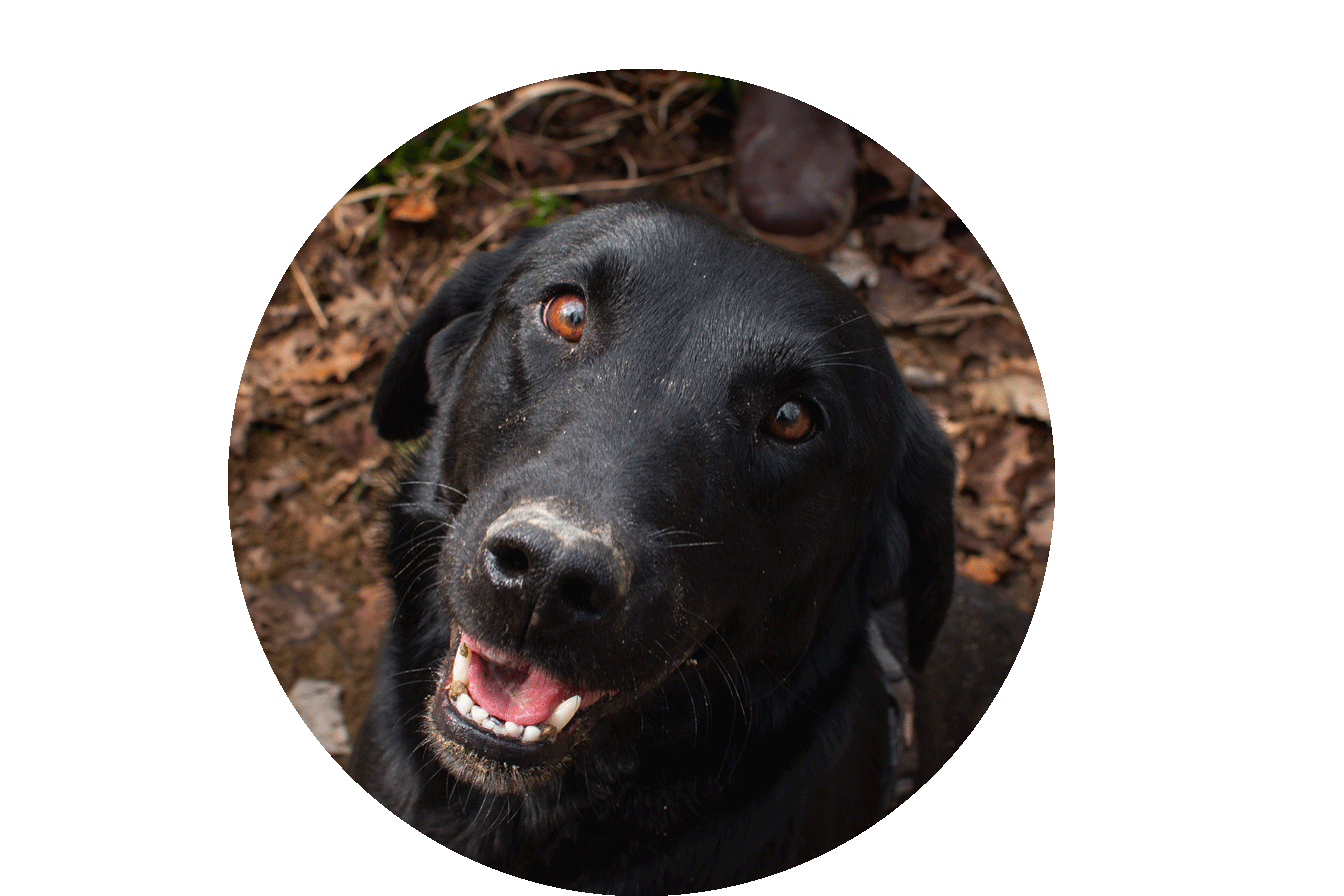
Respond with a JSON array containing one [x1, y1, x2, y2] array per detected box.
[[1026, 504, 1054, 548], [245, 579, 342, 646], [860, 140, 914, 194], [388, 188, 438, 223], [969, 374, 1050, 422], [961, 551, 1010, 584], [243, 327, 320, 392], [231, 385, 254, 457], [953, 315, 1036, 360], [285, 331, 372, 386], [286, 352, 365, 385], [1022, 469, 1055, 515], [315, 468, 361, 505], [325, 286, 384, 327], [905, 242, 955, 279], [285, 382, 327, 408], [826, 245, 881, 289], [868, 271, 937, 327], [245, 456, 307, 505], [491, 134, 576, 179], [288, 678, 351, 757], [296, 508, 350, 555], [352, 582, 393, 652], [965, 422, 1035, 505], [958, 501, 1020, 541], [874, 215, 946, 254]]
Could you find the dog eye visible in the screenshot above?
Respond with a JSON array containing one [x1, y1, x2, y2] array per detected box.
[[542, 295, 586, 343], [763, 400, 817, 442]]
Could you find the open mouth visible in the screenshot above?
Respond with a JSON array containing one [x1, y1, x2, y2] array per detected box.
[[427, 631, 613, 767]]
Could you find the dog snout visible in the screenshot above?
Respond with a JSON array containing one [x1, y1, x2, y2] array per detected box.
[[482, 503, 631, 629]]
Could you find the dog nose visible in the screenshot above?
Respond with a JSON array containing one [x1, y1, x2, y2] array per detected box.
[[482, 504, 630, 628]]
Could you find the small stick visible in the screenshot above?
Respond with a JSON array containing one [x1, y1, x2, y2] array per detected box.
[[289, 261, 328, 329], [542, 155, 731, 196]]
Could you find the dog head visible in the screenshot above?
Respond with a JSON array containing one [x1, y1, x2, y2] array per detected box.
[[371, 202, 954, 794]]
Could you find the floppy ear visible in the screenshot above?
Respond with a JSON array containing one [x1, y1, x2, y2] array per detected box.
[[894, 399, 957, 669], [371, 228, 548, 441], [861, 394, 957, 671]]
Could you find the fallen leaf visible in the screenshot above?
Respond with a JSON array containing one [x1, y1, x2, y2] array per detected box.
[[953, 315, 1036, 360], [324, 286, 385, 328], [961, 551, 1010, 584], [245, 456, 307, 505], [958, 501, 1020, 541], [904, 242, 955, 279], [969, 374, 1050, 422], [296, 508, 351, 555], [288, 678, 351, 757], [1026, 504, 1054, 548], [827, 245, 881, 289], [352, 582, 393, 652], [315, 468, 361, 505], [867, 270, 937, 327], [964, 422, 1035, 505], [285, 331, 373, 386], [860, 140, 914, 195], [874, 215, 946, 254], [1022, 468, 1055, 515], [245, 579, 342, 645], [231, 385, 254, 457], [389, 188, 438, 223], [491, 134, 575, 179]]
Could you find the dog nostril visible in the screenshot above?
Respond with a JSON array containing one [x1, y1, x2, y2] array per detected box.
[[490, 544, 530, 578], [557, 575, 602, 615]]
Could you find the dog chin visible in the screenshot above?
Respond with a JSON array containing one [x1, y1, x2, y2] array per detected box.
[[420, 706, 573, 796], [418, 624, 706, 796]]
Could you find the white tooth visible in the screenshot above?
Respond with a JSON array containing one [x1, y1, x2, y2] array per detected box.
[[455, 693, 473, 715], [521, 726, 542, 743], [503, 721, 522, 737], [545, 695, 582, 733], [452, 642, 470, 683], [470, 705, 488, 723]]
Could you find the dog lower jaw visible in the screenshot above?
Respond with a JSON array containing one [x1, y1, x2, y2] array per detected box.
[[421, 676, 572, 797], [447, 680, 566, 744], [419, 633, 604, 796], [451, 637, 590, 737], [419, 627, 711, 797], [420, 706, 572, 796]]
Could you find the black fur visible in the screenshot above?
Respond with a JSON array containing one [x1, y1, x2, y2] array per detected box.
[[348, 202, 955, 894]]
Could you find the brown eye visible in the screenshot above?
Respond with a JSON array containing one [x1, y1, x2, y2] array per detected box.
[[764, 400, 816, 442], [543, 294, 586, 343]]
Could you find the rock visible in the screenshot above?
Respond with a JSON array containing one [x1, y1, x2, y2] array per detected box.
[[288, 678, 352, 757]]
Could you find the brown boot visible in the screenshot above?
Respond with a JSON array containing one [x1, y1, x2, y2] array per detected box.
[[731, 84, 857, 256]]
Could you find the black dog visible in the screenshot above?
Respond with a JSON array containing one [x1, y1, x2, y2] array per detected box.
[[348, 202, 955, 894]]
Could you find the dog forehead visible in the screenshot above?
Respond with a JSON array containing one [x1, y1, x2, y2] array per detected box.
[[527, 204, 731, 284], [520, 206, 861, 344]]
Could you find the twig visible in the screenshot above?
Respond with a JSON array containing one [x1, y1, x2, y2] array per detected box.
[[289, 261, 328, 329], [656, 76, 700, 132], [888, 302, 1019, 328], [417, 133, 494, 177], [495, 78, 636, 123], [663, 89, 719, 142], [342, 183, 406, 204], [540, 155, 731, 196]]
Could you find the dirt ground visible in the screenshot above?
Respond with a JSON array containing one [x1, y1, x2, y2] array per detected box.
[[226, 70, 1053, 757]]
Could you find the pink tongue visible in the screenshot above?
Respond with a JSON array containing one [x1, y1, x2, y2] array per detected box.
[[468, 651, 570, 726]]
